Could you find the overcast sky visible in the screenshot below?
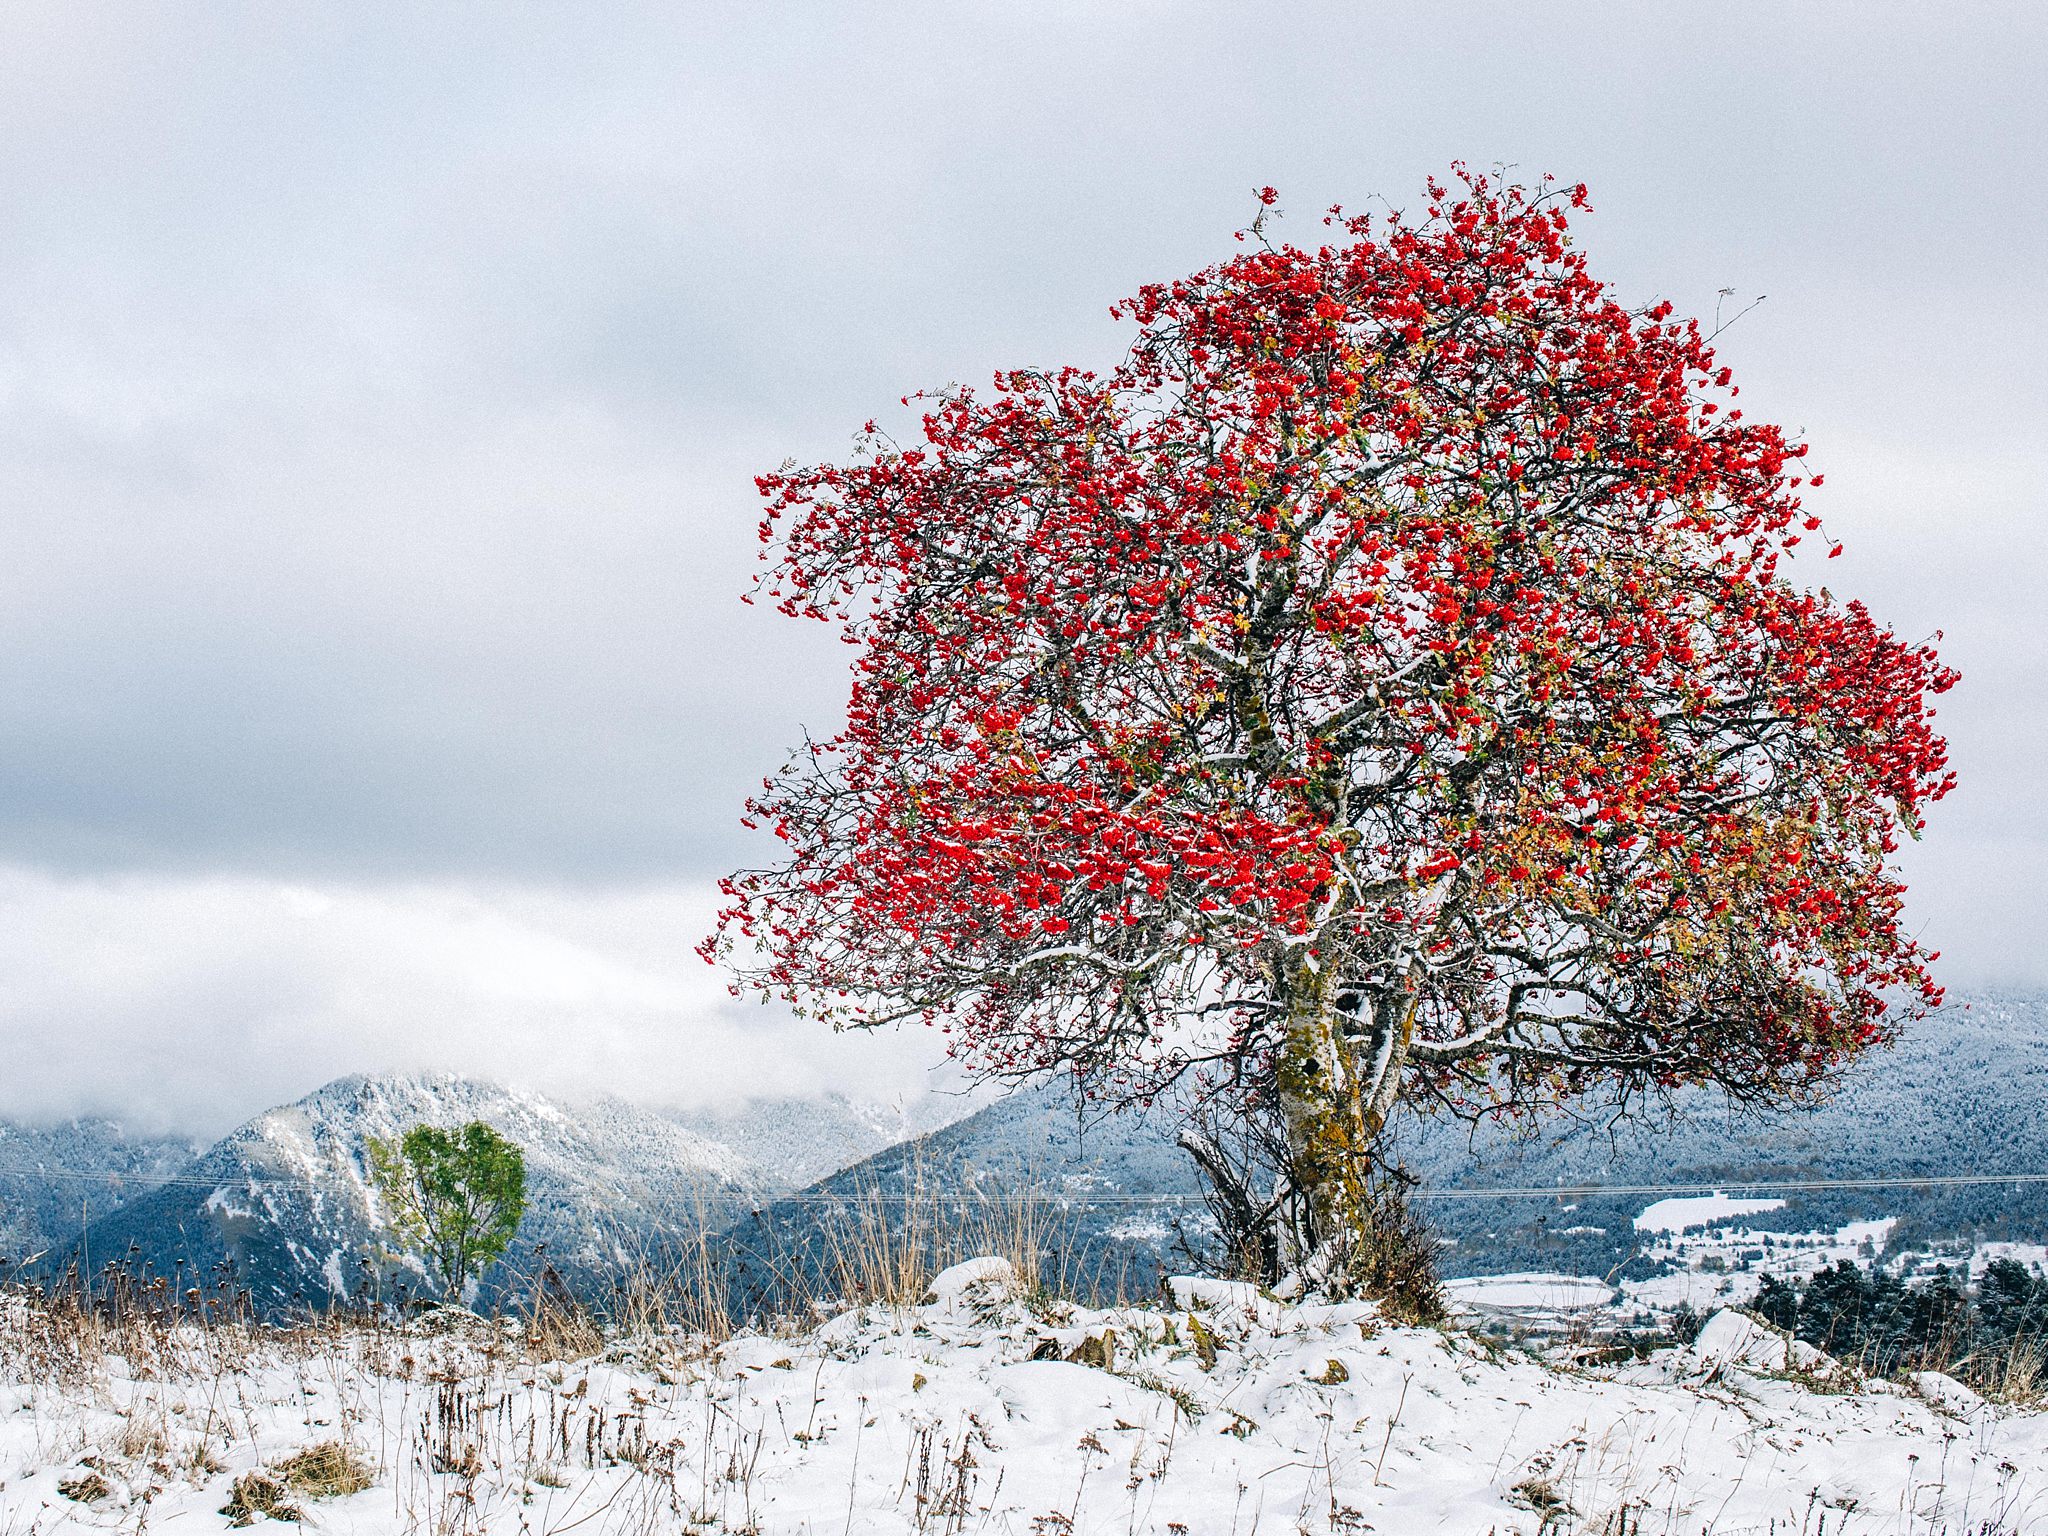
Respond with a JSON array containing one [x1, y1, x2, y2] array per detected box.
[[1, 4, 2041, 1136]]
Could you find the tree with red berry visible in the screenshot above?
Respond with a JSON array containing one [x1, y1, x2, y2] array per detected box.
[[703, 170, 1954, 1281]]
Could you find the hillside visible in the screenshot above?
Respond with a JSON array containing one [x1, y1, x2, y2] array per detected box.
[[63, 1073, 963, 1313], [726, 990, 2048, 1304], [1396, 988, 2048, 1284], [0, 1117, 201, 1263]]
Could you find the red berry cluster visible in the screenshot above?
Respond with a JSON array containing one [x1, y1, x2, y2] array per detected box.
[[704, 168, 1954, 1117]]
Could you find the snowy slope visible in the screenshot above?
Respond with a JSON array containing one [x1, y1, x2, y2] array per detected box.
[[666, 1086, 978, 1192], [3, 1262, 2043, 1534], [63, 1073, 968, 1313], [0, 1117, 200, 1263]]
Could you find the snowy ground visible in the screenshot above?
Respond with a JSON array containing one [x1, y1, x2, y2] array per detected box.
[[1972, 1245, 2048, 1279], [1633, 1195, 1790, 1236], [1623, 1213, 1904, 1315], [3, 1260, 2045, 1535], [1441, 1203, 1936, 1339]]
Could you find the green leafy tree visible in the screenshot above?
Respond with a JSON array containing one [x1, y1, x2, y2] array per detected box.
[[365, 1122, 527, 1301]]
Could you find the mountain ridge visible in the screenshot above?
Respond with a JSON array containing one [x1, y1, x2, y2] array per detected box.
[[721, 989, 2048, 1304], [13, 990, 2044, 1313], [0, 1117, 203, 1264], [36, 1071, 970, 1311]]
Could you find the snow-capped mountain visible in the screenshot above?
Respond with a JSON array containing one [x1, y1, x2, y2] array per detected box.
[[61, 1073, 970, 1313], [27, 991, 2047, 1316]]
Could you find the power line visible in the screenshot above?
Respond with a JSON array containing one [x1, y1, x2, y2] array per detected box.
[[737, 1173, 2048, 1204], [1409, 1173, 2048, 1201], [0, 1164, 260, 1191], [3, 1162, 2045, 1203]]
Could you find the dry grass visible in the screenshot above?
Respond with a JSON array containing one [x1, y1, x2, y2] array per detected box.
[[810, 1162, 1063, 1311], [274, 1439, 376, 1498], [1332, 1185, 1449, 1326], [221, 1470, 302, 1525], [519, 1264, 607, 1360], [598, 1150, 1111, 1336], [57, 1471, 112, 1504], [1970, 1332, 2048, 1407]]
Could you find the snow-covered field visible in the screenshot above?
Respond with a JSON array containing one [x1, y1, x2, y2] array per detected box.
[[1441, 1208, 1959, 1344], [1442, 1272, 1616, 1313], [4, 1260, 2044, 1535], [1633, 1195, 1789, 1236]]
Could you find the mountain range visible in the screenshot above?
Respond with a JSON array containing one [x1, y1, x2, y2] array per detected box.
[[722, 989, 2048, 1304], [0, 1118, 202, 1267], [2, 1074, 968, 1312], [4, 990, 2043, 1315]]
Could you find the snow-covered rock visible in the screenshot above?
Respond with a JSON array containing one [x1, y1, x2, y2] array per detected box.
[[1689, 1307, 1789, 1371], [1910, 1369, 1987, 1418], [923, 1255, 1020, 1312], [1687, 1307, 1839, 1379]]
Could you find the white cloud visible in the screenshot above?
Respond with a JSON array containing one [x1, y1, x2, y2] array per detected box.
[[0, 3, 2040, 1130], [0, 866, 950, 1138]]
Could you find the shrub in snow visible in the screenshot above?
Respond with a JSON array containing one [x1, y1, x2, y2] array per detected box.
[[923, 1256, 1021, 1314]]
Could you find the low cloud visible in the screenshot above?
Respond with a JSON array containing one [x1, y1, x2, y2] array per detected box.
[[0, 866, 951, 1138]]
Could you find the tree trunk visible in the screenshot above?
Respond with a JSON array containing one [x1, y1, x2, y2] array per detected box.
[[1273, 959, 1417, 1283]]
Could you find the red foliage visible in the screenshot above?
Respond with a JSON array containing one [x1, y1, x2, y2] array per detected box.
[[704, 170, 1954, 1122]]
